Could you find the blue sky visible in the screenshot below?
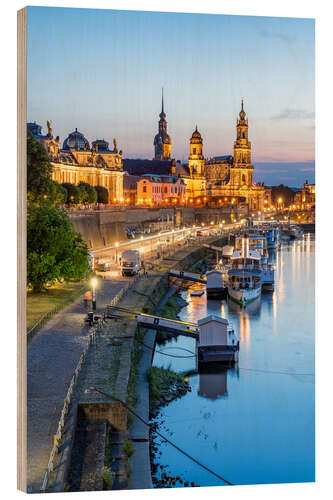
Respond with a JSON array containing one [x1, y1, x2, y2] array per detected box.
[[27, 7, 315, 186]]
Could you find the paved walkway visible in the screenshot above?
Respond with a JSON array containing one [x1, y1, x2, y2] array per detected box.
[[27, 276, 129, 493], [129, 285, 178, 490]]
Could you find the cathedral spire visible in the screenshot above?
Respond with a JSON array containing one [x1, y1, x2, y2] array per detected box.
[[159, 88, 166, 120], [239, 99, 246, 121]]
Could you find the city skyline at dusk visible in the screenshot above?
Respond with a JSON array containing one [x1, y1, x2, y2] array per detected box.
[[27, 7, 315, 185]]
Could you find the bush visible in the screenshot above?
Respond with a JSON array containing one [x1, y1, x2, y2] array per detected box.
[[123, 439, 135, 458], [61, 182, 81, 204], [101, 467, 114, 489], [77, 181, 98, 204]]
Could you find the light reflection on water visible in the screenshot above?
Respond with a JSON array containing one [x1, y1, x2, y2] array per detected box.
[[152, 235, 315, 487]]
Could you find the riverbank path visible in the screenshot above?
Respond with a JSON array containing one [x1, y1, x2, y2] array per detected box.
[[27, 275, 130, 493]]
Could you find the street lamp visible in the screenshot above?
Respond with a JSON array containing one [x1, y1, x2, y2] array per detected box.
[[115, 241, 119, 263], [91, 277, 97, 311]]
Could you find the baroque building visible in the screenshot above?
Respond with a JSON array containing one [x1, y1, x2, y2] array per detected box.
[[153, 90, 172, 160], [27, 121, 124, 203], [204, 101, 267, 211], [177, 126, 206, 200]]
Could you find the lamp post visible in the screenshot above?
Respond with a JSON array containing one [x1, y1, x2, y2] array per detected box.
[[115, 241, 119, 263], [91, 277, 97, 311]]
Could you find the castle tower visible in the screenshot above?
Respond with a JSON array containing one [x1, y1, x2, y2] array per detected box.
[[153, 89, 172, 160], [188, 125, 205, 177], [230, 100, 254, 187]]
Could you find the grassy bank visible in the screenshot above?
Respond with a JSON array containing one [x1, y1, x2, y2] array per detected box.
[[27, 280, 88, 330], [147, 366, 187, 411]]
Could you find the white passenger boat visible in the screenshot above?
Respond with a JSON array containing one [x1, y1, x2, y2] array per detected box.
[[235, 229, 268, 266], [227, 235, 262, 306]]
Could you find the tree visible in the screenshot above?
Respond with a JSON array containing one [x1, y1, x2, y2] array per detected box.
[[61, 182, 81, 205], [47, 181, 67, 206], [27, 131, 53, 203], [77, 182, 98, 204], [95, 185, 109, 204], [27, 204, 90, 291], [27, 131, 67, 206]]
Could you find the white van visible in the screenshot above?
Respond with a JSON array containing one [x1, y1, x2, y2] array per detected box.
[[121, 250, 141, 276]]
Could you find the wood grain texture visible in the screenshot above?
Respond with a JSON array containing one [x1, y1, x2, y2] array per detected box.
[[17, 6, 27, 493]]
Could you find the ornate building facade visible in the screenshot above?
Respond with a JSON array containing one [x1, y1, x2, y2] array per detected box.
[[203, 102, 267, 211], [153, 90, 172, 160], [178, 126, 207, 200], [28, 122, 124, 203]]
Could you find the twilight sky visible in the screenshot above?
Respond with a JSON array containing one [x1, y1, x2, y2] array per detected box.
[[27, 7, 315, 186]]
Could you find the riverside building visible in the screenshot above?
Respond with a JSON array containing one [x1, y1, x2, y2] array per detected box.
[[27, 121, 124, 204]]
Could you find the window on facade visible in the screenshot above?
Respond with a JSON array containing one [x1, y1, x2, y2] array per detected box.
[[242, 174, 246, 184], [193, 148, 196, 154], [143, 185, 147, 193]]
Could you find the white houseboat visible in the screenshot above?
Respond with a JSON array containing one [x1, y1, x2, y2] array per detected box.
[[197, 315, 239, 366], [206, 269, 228, 299]]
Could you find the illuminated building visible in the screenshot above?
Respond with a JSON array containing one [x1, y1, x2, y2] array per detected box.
[[136, 174, 186, 206], [176, 126, 207, 201], [27, 121, 124, 203], [204, 101, 267, 211], [153, 89, 172, 160]]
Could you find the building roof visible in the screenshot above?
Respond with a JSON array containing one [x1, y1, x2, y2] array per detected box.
[[91, 139, 110, 152], [27, 122, 49, 140], [123, 159, 173, 176], [123, 174, 142, 189], [140, 174, 185, 184], [63, 128, 90, 151], [190, 125, 203, 143], [198, 315, 229, 327], [207, 155, 233, 164]]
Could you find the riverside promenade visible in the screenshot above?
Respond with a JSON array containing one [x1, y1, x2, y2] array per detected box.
[[27, 275, 129, 493], [27, 235, 223, 492]]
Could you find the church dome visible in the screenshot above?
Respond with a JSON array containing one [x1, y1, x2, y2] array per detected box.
[[91, 139, 110, 152], [63, 128, 90, 151], [190, 126, 202, 143]]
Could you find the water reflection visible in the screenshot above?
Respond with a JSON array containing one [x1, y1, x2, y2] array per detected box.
[[198, 366, 228, 399], [152, 236, 315, 486]]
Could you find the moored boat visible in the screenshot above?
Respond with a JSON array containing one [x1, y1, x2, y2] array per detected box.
[[197, 315, 239, 366], [227, 234, 262, 306]]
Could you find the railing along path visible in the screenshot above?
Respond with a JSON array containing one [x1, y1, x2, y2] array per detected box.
[[40, 275, 140, 492]]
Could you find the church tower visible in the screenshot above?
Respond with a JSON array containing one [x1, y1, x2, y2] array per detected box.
[[154, 89, 172, 160], [230, 100, 254, 187], [188, 125, 205, 177]]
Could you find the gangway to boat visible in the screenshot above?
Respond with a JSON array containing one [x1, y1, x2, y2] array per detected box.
[[105, 305, 200, 338], [168, 269, 206, 284], [203, 243, 224, 252]]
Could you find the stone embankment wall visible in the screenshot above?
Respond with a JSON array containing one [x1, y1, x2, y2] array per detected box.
[[70, 206, 244, 250]]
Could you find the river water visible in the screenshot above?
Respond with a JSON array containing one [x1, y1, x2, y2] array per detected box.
[[152, 234, 315, 487]]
